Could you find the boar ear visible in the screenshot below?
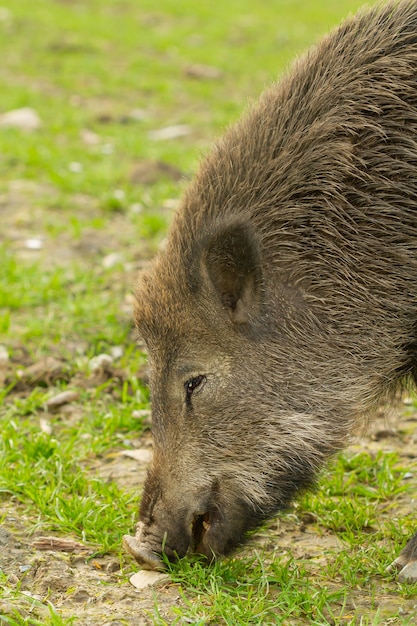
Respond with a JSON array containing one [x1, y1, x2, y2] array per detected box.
[[203, 222, 262, 324]]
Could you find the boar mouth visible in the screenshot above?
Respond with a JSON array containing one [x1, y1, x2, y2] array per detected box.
[[191, 508, 221, 558], [191, 512, 210, 551]]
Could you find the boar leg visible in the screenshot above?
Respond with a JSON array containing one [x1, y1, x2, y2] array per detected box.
[[388, 532, 417, 582]]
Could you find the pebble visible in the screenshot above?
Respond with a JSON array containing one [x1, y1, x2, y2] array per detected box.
[[0, 345, 9, 366], [132, 409, 151, 421], [162, 198, 179, 211], [110, 345, 123, 359], [20, 357, 66, 384], [184, 63, 223, 79], [24, 237, 43, 250], [148, 124, 192, 141], [102, 252, 124, 269], [0, 107, 42, 131], [128, 108, 148, 122], [129, 202, 143, 215], [80, 128, 100, 145], [120, 449, 152, 463], [0, 8, 12, 22], [129, 570, 167, 590], [101, 143, 113, 154], [68, 161, 83, 173], [113, 189, 125, 200], [39, 418, 52, 435], [89, 353, 113, 372], [46, 390, 79, 408]]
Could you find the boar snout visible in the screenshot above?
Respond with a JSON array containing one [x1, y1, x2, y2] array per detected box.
[[124, 473, 253, 569], [122, 529, 166, 571]]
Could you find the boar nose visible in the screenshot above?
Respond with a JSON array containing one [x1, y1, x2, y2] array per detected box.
[[122, 531, 166, 571], [124, 485, 217, 569]]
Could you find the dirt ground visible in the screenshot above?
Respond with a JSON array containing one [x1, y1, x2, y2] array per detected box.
[[1, 180, 417, 624]]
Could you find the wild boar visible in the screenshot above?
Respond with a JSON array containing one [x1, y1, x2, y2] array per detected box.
[[123, 0, 417, 582]]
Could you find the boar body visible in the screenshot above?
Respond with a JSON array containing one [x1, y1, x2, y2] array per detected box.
[[124, 1, 417, 581]]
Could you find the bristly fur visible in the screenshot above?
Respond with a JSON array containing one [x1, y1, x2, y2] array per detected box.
[[129, 1, 417, 570]]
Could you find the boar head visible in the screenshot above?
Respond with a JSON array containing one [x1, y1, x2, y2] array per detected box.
[[123, 217, 341, 570]]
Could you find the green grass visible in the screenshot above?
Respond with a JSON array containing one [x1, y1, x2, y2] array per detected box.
[[0, 381, 146, 548], [151, 452, 417, 624], [1, 0, 417, 624]]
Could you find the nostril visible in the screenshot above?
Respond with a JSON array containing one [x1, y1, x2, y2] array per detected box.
[[122, 534, 166, 571]]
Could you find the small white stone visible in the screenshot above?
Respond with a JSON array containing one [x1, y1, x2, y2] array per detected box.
[[132, 409, 151, 420], [102, 252, 123, 268], [0, 107, 42, 131], [113, 189, 125, 201], [120, 449, 152, 463], [128, 108, 148, 122], [39, 418, 52, 435], [162, 198, 179, 211], [149, 124, 192, 141], [101, 143, 114, 154], [89, 354, 113, 372], [129, 570, 167, 590], [46, 390, 79, 408], [0, 345, 9, 366], [128, 202, 143, 215], [68, 161, 83, 173], [110, 345, 123, 359], [80, 128, 100, 145], [24, 238, 43, 250], [0, 8, 12, 21]]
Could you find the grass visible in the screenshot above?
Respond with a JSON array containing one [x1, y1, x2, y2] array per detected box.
[[152, 451, 417, 624], [1, 0, 417, 624], [0, 385, 143, 549]]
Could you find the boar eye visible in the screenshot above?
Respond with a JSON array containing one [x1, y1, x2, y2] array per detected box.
[[185, 375, 206, 401]]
